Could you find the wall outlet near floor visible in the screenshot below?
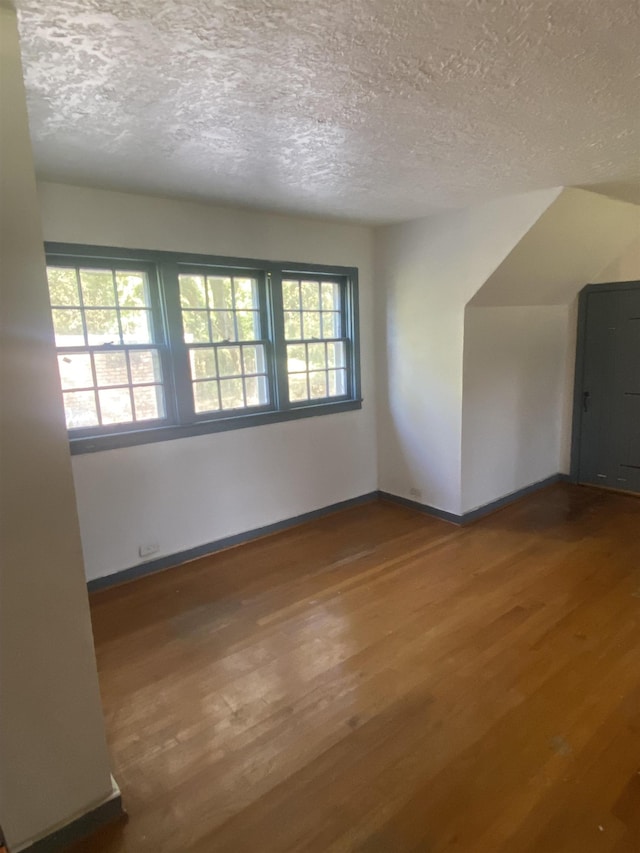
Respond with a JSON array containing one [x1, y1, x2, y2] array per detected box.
[[409, 488, 422, 500], [139, 542, 159, 559]]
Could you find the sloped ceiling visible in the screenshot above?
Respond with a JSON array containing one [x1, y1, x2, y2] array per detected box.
[[469, 189, 640, 306], [14, 0, 640, 222]]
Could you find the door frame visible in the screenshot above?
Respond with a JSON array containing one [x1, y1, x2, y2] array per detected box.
[[570, 279, 640, 484]]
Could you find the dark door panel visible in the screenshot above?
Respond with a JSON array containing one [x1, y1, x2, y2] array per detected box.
[[575, 282, 640, 495]]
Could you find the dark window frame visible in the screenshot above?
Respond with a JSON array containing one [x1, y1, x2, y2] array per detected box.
[[45, 243, 362, 454]]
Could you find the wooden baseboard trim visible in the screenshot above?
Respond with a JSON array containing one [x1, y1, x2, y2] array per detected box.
[[460, 474, 571, 524], [86, 478, 573, 592], [379, 474, 571, 527], [87, 492, 379, 592], [377, 491, 461, 524]]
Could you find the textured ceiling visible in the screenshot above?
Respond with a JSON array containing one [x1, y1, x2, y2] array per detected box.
[[15, 0, 640, 223]]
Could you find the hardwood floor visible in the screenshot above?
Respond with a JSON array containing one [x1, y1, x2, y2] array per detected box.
[[70, 485, 640, 853]]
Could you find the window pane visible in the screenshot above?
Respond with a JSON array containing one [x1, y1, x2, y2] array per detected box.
[[133, 385, 165, 421], [307, 342, 326, 370], [284, 312, 302, 340], [309, 370, 328, 399], [179, 274, 207, 309], [321, 311, 340, 338], [282, 280, 300, 310], [236, 311, 258, 342], [207, 276, 233, 309], [242, 344, 265, 375], [321, 281, 340, 310], [80, 269, 116, 307], [327, 341, 346, 368], [302, 311, 321, 339], [189, 347, 217, 380], [99, 387, 133, 424], [94, 351, 128, 387], [121, 309, 152, 344], [245, 376, 269, 407], [85, 309, 120, 345], [193, 380, 220, 413], [219, 377, 245, 409], [63, 390, 98, 428], [130, 349, 162, 384], [301, 280, 320, 310], [182, 310, 210, 343], [233, 277, 258, 310], [58, 353, 93, 390], [116, 272, 148, 308], [328, 368, 347, 397], [210, 310, 236, 342], [287, 343, 306, 373], [217, 346, 242, 377], [288, 374, 308, 402], [52, 308, 85, 346], [47, 267, 79, 306]]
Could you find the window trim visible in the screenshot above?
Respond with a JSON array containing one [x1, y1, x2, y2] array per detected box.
[[45, 243, 362, 454]]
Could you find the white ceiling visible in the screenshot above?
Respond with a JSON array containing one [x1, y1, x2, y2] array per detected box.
[[16, 0, 640, 223]]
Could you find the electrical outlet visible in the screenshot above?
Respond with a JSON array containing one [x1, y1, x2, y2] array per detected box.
[[409, 488, 422, 500], [139, 542, 159, 559]]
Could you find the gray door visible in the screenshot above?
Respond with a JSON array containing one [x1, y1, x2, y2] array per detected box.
[[576, 282, 640, 494]]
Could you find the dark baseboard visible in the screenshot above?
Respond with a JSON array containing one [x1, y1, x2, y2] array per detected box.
[[20, 789, 124, 853], [88, 492, 379, 592], [379, 474, 571, 527], [460, 473, 570, 524], [87, 477, 572, 592], [377, 491, 461, 524]]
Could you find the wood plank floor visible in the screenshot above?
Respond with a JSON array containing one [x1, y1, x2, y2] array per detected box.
[[70, 484, 640, 853]]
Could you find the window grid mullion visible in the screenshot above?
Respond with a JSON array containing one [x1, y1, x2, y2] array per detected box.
[[240, 344, 249, 405], [231, 276, 239, 343], [111, 269, 124, 345], [342, 278, 353, 397], [161, 261, 194, 425], [203, 276, 216, 345], [110, 269, 138, 418], [89, 354, 103, 426], [268, 270, 290, 410], [305, 343, 311, 399], [74, 266, 89, 347], [256, 275, 275, 410], [144, 263, 175, 426], [124, 350, 136, 420], [212, 346, 223, 410], [60, 381, 162, 395]]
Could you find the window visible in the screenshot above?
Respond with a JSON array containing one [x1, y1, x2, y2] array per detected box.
[[47, 262, 167, 431], [178, 270, 270, 413], [45, 244, 361, 453], [283, 277, 348, 402]]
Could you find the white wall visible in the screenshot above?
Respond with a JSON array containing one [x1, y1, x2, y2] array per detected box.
[[38, 182, 377, 581], [471, 189, 640, 306], [461, 306, 568, 513], [593, 234, 640, 283], [374, 189, 559, 516], [0, 10, 113, 850], [463, 189, 639, 501]]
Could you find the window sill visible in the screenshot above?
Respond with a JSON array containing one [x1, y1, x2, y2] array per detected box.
[[68, 398, 363, 454]]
